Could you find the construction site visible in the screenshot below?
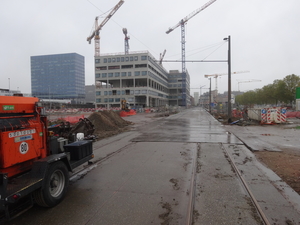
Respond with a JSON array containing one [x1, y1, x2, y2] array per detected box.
[[2, 0, 300, 224]]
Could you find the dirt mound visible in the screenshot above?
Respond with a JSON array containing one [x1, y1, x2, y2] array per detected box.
[[100, 110, 132, 128], [88, 111, 132, 140]]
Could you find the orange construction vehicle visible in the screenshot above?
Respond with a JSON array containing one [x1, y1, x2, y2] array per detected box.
[[0, 95, 94, 221]]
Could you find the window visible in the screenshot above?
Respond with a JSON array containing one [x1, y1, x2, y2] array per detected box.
[[109, 98, 114, 102], [115, 98, 120, 102], [108, 65, 120, 70], [96, 91, 101, 96], [141, 55, 147, 60], [121, 72, 126, 77], [135, 90, 140, 94], [96, 66, 107, 70], [95, 73, 100, 78], [134, 56, 138, 61], [102, 73, 107, 78], [117, 90, 120, 95], [142, 71, 147, 76], [130, 56, 133, 61], [135, 64, 147, 68], [121, 57, 124, 62], [115, 72, 120, 77], [104, 98, 108, 102], [108, 73, 113, 77], [104, 91, 108, 95], [108, 58, 111, 63], [121, 65, 133, 69], [135, 71, 140, 76], [95, 59, 100, 63], [96, 98, 101, 103], [112, 58, 116, 62], [104, 58, 107, 63], [117, 58, 120, 62], [126, 57, 129, 61], [128, 72, 132, 76]]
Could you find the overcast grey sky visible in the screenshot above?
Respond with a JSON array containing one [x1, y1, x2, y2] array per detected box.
[[1, 0, 299, 96]]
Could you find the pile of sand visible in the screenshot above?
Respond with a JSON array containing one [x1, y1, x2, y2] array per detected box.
[[88, 111, 132, 140]]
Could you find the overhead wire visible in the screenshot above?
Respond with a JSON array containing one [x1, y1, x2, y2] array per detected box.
[[167, 41, 226, 60], [86, 1, 226, 61], [199, 41, 227, 60]]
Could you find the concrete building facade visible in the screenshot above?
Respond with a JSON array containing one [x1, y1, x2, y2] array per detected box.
[[194, 92, 199, 106], [168, 70, 191, 106], [85, 85, 96, 104], [31, 53, 85, 102], [94, 51, 170, 108]]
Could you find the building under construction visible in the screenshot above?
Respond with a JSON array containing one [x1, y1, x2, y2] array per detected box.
[[88, 0, 191, 108], [95, 51, 191, 108]]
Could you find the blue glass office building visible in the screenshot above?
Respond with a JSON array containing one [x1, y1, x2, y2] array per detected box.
[[31, 53, 85, 101]]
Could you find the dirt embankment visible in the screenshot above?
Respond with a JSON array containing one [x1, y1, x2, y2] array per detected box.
[[87, 111, 133, 140], [254, 148, 300, 194]]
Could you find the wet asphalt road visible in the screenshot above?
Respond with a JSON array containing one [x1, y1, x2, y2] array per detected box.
[[6, 108, 300, 225]]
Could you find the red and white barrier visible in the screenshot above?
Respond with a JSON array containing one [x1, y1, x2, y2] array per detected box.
[[261, 107, 286, 124]]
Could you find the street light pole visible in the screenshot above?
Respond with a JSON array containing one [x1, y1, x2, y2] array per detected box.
[[200, 85, 205, 107], [209, 78, 212, 114], [224, 35, 232, 123]]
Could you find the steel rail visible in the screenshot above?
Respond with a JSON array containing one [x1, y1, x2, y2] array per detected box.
[[186, 146, 198, 225], [222, 144, 271, 225]]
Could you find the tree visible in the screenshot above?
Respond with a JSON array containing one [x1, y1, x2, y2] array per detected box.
[[235, 74, 300, 106], [282, 74, 300, 103]]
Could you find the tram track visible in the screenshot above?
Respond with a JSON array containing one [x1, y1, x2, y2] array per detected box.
[[221, 143, 271, 225], [185, 142, 272, 225]]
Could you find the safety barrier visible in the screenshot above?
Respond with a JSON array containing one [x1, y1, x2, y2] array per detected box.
[[260, 107, 287, 124]]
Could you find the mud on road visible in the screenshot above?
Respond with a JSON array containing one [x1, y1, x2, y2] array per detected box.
[[50, 110, 300, 196]]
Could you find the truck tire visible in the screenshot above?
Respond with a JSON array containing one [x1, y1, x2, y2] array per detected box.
[[33, 161, 69, 207]]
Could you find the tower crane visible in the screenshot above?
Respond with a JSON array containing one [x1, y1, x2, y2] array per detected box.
[[122, 28, 130, 54], [159, 49, 166, 65], [204, 70, 249, 94], [166, 0, 217, 106], [87, 0, 124, 57], [237, 79, 261, 91]]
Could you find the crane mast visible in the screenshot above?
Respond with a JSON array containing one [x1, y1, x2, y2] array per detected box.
[[122, 28, 130, 54], [87, 0, 124, 57], [166, 0, 217, 106]]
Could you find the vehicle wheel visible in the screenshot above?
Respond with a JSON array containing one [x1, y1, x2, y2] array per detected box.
[[33, 161, 69, 207]]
